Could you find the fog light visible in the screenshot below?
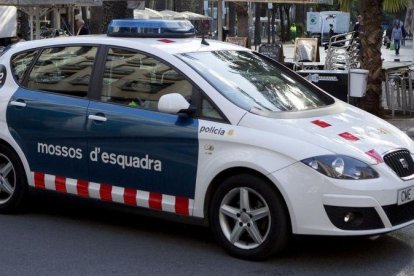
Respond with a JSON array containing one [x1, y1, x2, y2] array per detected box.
[[344, 212, 355, 223]]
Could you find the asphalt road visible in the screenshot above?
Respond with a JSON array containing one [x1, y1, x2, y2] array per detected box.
[[0, 190, 413, 276]]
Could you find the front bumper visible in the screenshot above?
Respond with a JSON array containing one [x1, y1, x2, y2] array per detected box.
[[271, 162, 414, 236]]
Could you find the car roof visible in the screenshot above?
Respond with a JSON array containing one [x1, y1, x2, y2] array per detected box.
[[8, 35, 250, 55]]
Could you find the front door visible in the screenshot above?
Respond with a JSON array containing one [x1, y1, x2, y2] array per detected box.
[[86, 47, 199, 214]]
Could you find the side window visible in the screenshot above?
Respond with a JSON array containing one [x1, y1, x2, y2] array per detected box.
[[27, 46, 98, 97], [202, 97, 223, 120], [11, 50, 39, 84], [101, 48, 194, 111]]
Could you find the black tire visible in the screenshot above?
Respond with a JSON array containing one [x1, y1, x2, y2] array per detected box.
[[0, 144, 27, 213], [209, 174, 290, 260]]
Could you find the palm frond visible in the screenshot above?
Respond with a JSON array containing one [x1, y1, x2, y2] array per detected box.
[[383, 0, 409, 13]]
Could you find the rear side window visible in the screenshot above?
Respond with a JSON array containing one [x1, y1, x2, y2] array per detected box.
[[26, 46, 97, 97], [11, 50, 38, 84]]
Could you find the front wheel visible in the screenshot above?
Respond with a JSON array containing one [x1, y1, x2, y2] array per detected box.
[[209, 174, 290, 260], [0, 144, 27, 213]]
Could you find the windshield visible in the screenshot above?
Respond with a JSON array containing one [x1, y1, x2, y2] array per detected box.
[[179, 50, 334, 113]]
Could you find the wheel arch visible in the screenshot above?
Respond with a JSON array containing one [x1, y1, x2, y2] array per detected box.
[[203, 166, 292, 231], [0, 138, 30, 186]]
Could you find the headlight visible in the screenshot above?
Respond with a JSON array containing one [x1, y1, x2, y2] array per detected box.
[[301, 155, 379, 180]]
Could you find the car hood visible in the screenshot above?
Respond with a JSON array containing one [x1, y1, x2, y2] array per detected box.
[[238, 102, 414, 164]]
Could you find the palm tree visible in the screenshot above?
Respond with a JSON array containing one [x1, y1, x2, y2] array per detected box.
[[338, 0, 408, 116], [18, 10, 30, 41]]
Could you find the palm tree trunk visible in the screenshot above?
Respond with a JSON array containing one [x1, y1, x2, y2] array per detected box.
[[18, 10, 30, 41], [228, 3, 236, 36], [283, 5, 291, 41], [254, 4, 261, 46], [271, 7, 277, 43], [236, 3, 249, 46], [278, 6, 284, 42], [90, 1, 133, 34], [358, 0, 384, 116]]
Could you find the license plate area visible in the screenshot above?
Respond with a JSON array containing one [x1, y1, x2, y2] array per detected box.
[[397, 186, 414, 205]]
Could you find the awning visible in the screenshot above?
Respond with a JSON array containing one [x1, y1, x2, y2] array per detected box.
[[0, 6, 17, 38], [0, 0, 102, 6]]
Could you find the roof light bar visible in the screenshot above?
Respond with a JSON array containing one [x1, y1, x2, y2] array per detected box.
[[107, 19, 195, 38]]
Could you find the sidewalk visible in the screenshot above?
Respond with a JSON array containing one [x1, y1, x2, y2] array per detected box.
[[380, 39, 413, 62]]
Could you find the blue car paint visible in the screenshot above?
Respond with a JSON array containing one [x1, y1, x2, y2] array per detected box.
[[6, 88, 89, 180], [87, 101, 199, 199], [6, 88, 199, 199]]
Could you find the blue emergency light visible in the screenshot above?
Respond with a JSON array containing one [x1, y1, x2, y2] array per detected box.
[[107, 19, 196, 38]]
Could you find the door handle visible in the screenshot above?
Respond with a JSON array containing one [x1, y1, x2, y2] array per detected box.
[[88, 114, 107, 122], [10, 100, 27, 108]]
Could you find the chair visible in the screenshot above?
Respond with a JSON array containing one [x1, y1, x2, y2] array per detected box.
[[324, 32, 360, 70]]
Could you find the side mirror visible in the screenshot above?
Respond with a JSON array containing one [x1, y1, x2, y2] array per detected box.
[[158, 93, 194, 115]]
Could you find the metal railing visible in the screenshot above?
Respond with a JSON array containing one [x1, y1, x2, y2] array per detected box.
[[384, 67, 414, 117]]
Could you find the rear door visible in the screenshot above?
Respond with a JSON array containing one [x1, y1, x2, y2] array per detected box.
[[7, 45, 98, 188]]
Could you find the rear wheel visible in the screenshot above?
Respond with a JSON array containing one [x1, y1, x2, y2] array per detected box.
[[209, 174, 290, 260], [0, 144, 27, 213]]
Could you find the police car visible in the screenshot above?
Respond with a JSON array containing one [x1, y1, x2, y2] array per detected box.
[[0, 19, 414, 260]]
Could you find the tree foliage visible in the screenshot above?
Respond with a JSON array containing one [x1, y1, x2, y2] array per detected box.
[[383, 0, 409, 13], [339, 0, 408, 13]]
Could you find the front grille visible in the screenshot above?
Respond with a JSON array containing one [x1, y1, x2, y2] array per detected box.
[[383, 150, 414, 178], [383, 200, 414, 226]]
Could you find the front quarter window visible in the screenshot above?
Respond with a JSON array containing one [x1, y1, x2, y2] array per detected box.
[[179, 51, 334, 114]]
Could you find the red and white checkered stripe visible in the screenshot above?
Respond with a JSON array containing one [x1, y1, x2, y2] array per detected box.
[[31, 172, 193, 216]]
